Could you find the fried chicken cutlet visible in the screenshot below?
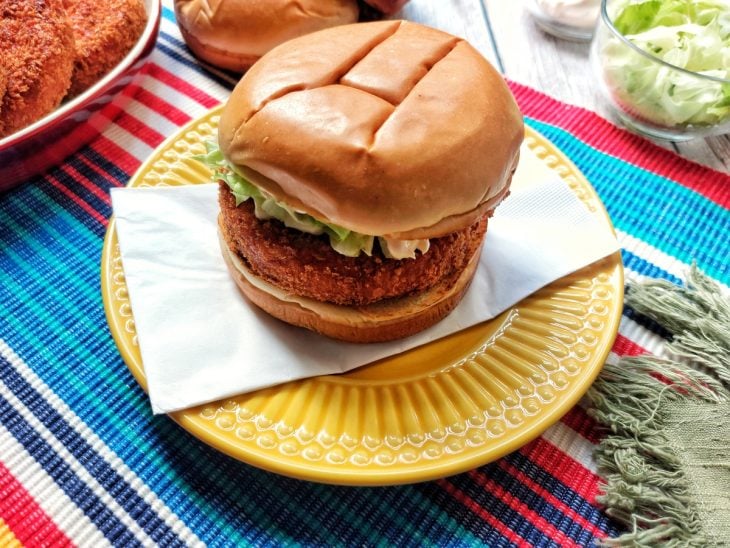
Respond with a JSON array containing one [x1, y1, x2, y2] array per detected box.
[[63, 0, 147, 97], [218, 182, 489, 307], [0, 0, 75, 138]]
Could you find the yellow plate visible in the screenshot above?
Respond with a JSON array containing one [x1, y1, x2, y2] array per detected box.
[[102, 107, 623, 486]]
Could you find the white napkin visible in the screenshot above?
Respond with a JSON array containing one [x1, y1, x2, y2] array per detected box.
[[110, 146, 619, 414]]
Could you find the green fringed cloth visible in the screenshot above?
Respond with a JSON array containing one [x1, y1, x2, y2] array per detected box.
[[587, 267, 730, 546]]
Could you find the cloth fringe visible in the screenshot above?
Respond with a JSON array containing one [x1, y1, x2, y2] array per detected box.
[[587, 265, 730, 547]]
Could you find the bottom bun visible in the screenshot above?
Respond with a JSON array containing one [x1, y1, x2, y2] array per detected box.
[[218, 221, 482, 343]]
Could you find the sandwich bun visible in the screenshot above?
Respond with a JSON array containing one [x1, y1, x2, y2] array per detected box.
[[215, 20, 523, 342], [218, 20, 523, 239], [174, 0, 359, 72]]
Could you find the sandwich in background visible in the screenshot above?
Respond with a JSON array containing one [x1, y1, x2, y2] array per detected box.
[[174, 0, 411, 73]]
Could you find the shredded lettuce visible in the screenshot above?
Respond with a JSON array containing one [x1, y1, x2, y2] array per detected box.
[[196, 141, 428, 259], [600, 0, 730, 128]]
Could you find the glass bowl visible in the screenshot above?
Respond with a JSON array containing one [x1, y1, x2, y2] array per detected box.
[[590, 0, 730, 141], [526, 0, 600, 41]]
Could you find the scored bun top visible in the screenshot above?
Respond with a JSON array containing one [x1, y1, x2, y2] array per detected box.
[[174, 0, 359, 72], [218, 20, 524, 239]]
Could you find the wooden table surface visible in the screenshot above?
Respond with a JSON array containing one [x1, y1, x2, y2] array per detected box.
[[399, 0, 730, 174]]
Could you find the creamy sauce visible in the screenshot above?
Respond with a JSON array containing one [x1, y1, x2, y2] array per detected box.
[[379, 237, 430, 260], [534, 0, 600, 29]]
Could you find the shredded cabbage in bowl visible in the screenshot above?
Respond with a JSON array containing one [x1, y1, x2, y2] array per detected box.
[[599, 0, 730, 128]]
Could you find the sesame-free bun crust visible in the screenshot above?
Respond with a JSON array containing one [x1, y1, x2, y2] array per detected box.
[[174, 0, 359, 72], [219, 219, 482, 343], [219, 20, 523, 239]]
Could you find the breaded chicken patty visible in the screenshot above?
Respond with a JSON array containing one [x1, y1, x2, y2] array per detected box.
[[63, 0, 147, 97], [0, 0, 75, 138], [219, 183, 489, 306]]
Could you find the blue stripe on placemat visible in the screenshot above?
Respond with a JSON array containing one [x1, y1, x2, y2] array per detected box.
[[80, 146, 132, 183], [525, 119, 730, 284], [416, 480, 518, 546], [485, 463, 603, 545], [162, 3, 175, 22], [622, 303, 674, 340], [505, 451, 613, 532], [31, 176, 107, 236], [66, 154, 123, 195], [446, 473, 563, 547], [621, 249, 683, 285], [0, 396, 142, 546], [0, 356, 186, 547], [1, 193, 101, 279]]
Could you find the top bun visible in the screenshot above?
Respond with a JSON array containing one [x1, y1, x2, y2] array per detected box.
[[218, 20, 524, 239], [174, 0, 359, 72]]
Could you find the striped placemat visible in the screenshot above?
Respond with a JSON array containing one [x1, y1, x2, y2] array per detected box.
[[1, 3, 728, 546]]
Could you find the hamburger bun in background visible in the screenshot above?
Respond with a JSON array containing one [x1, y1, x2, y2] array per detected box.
[[202, 20, 524, 342], [174, 0, 360, 72]]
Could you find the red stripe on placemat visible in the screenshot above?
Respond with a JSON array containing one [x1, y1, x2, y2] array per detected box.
[[508, 81, 730, 209], [46, 173, 108, 227], [497, 459, 609, 539], [437, 479, 533, 547], [467, 470, 583, 548], [0, 462, 72, 546], [122, 85, 192, 126], [560, 407, 601, 445], [77, 153, 126, 188], [521, 438, 602, 504], [612, 334, 648, 357], [147, 63, 221, 109], [92, 136, 140, 176], [93, 96, 165, 150], [113, 111, 166, 149], [62, 164, 113, 206]]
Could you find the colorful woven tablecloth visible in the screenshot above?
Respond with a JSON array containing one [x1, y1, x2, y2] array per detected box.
[[1, 4, 729, 547]]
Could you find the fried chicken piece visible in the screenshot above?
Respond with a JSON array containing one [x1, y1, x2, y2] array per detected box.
[[63, 0, 147, 98], [218, 183, 488, 306], [0, 0, 75, 138]]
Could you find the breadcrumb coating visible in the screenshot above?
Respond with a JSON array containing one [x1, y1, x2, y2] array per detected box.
[[0, 0, 75, 138], [219, 182, 488, 306], [63, 0, 147, 97]]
